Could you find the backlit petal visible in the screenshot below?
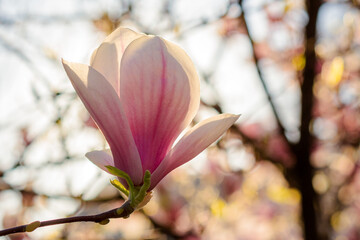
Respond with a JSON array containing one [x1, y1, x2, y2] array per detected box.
[[90, 28, 143, 95], [120, 36, 200, 173], [86, 150, 114, 173], [62, 60, 143, 184], [150, 114, 240, 189]]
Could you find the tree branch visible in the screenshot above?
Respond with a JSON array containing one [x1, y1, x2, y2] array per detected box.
[[238, 0, 295, 153], [0, 200, 134, 237], [294, 0, 323, 239]]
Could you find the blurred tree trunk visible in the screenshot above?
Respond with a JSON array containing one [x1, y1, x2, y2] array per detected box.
[[239, 0, 324, 239], [294, 0, 324, 239]]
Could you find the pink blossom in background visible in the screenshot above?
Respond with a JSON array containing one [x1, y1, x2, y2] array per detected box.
[[62, 28, 239, 190]]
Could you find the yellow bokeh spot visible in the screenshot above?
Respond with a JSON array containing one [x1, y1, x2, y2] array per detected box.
[[331, 210, 354, 231], [211, 199, 226, 217], [292, 54, 306, 71], [312, 171, 329, 194], [326, 56, 344, 87], [267, 185, 301, 205], [331, 211, 341, 231]]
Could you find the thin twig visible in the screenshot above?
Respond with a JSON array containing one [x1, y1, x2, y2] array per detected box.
[[238, 0, 295, 152], [0, 200, 134, 237]]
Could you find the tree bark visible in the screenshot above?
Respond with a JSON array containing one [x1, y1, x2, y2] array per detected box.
[[294, 0, 323, 239]]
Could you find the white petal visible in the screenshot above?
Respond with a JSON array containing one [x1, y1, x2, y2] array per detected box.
[[90, 28, 143, 95], [86, 150, 114, 173], [62, 59, 143, 184], [150, 114, 240, 189], [120, 36, 200, 173]]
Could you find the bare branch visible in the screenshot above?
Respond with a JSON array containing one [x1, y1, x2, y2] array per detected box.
[[0, 200, 134, 237], [238, 0, 295, 152]]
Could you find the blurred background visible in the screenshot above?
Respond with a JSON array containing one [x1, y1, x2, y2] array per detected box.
[[0, 0, 360, 239]]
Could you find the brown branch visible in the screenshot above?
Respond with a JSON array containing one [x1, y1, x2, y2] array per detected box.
[[0, 200, 134, 237], [293, 0, 323, 240], [238, 0, 295, 153]]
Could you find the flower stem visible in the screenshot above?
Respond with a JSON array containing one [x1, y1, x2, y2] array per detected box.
[[0, 200, 134, 237]]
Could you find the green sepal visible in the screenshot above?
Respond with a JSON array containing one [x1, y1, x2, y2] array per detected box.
[[106, 166, 152, 210], [106, 165, 134, 193], [110, 179, 129, 196], [132, 170, 151, 208]]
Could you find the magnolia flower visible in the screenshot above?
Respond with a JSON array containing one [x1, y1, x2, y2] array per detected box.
[[62, 28, 239, 190]]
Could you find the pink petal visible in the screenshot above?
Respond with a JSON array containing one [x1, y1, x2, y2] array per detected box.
[[86, 150, 114, 173], [90, 28, 143, 95], [150, 114, 240, 189], [62, 60, 143, 184], [120, 36, 200, 173]]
